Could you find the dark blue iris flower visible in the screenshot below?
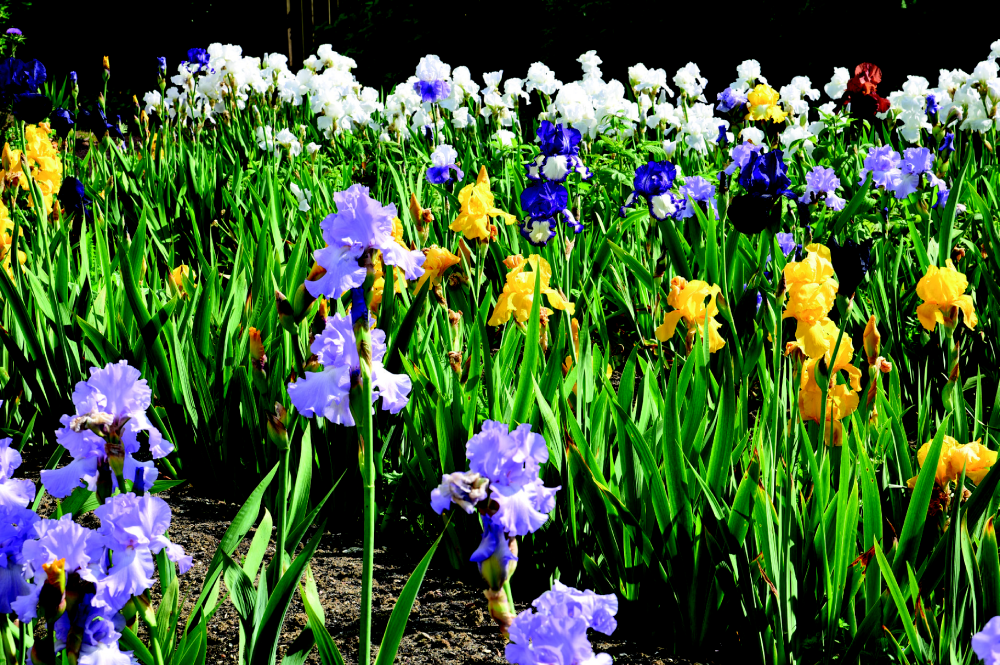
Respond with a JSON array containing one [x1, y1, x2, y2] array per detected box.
[[619, 160, 679, 219], [939, 132, 955, 153], [59, 177, 93, 224], [925, 93, 939, 115], [83, 107, 124, 140], [828, 237, 875, 297], [12, 92, 51, 124], [536, 120, 581, 156], [51, 108, 74, 138], [187, 48, 210, 71], [728, 150, 795, 235], [69, 71, 77, 85], [716, 124, 728, 146], [413, 80, 450, 104], [521, 181, 568, 220], [0, 57, 46, 104], [157, 57, 167, 76]]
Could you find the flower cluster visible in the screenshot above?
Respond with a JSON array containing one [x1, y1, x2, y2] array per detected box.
[[858, 146, 948, 206], [506, 581, 618, 665], [22, 123, 63, 214], [655, 276, 725, 353], [287, 311, 413, 425], [518, 121, 590, 246], [488, 255, 575, 326]]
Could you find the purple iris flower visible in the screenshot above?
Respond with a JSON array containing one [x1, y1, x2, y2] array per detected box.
[[470, 513, 517, 579], [724, 141, 764, 176], [69, 71, 77, 84], [620, 160, 679, 220], [0, 57, 46, 104], [12, 92, 51, 124], [925, 93, 939, 115], [430, 471, 488, 514], [521, 181, 568, 220], [716, 124, 729, 146], [973, 617, 1000, 665], [59, 177, 93, 224], [5, 28, 20, 36], [716, 86, 748, 113], [737, 150, 795, 200], [776, 232, 796, 257], [525, 121, 591, 184], [306, 185, 425, 299], [93, 492, 191, 612], [676, 175, 718, 220], [51, 107, 74, 138], [425, 144, 464, 185], [413, 79, 450, 104], [53, 596, 135, 664], [939, 132, 955, 153], [288, 312, 413, 426], [799, 165, 846, 210], [536, 120, 581, 157], [858, 145, 902, 191], [157, 57, 167, 76], [0, 505, 37, 614], [40, 360, 172, 499], [186, 47, 210, 71], [506, 581, 618, 665]]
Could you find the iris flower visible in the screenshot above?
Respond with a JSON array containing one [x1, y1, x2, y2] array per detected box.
[[449, 166, 516, 242], [425, 144, 463, 185], [907, 435, 997, 488], [413, 245, 460, 294], [655, 276, 725, 353], [728, 149, 795, 235], [745, 84, 787, 123], [488, 255, 574, 326], [781, 243, 839, 359], [916, 260, 977, 331], [828, 237, 875, 297]]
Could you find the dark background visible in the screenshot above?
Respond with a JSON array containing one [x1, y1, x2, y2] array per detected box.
[[10, 0, 1000, 111]]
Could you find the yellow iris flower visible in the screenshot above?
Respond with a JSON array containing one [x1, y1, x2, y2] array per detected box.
[[22, 124, 63, 215], [782, 243, 839, 359], [450, 166, 516, 242], [746, 84, 788, 123], [654, 276, 725, 353], [488, 254, 574, 326], [414, 245, 460, 294], [915, 260, 977, 331], [0, 201, 26, 278], [907, 436, 997, 488]]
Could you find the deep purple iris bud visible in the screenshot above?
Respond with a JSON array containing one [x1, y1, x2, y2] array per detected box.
[[716, 86, 748, 113], [470, 513, 517, 591], [50, 107, 74, 138], [350, 287, 368, 327], [828, 237, 875, 297], [12, 93, 52, 124], [69, 71, 77, 85], [716, 124, 728, 146], [157, 57, 167, 76], [414, 79, 451, 104], [925, 93, 939, 115], [939, 132, 955, 153], [425, 144, 464, 185], [5, 28, 21, 36], [186, 47, 210, 71]]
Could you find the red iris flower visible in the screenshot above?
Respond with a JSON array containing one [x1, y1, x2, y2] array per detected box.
[[843, 62, 890, 121]]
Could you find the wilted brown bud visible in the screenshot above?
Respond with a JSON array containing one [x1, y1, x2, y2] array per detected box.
[[952, 246, 966, 263], [276, 290, 296, 332], [249, 327, 268, 392], [311, 298, 328, 338], [447, 351, 462, 374], [267, 403, 288, 450]]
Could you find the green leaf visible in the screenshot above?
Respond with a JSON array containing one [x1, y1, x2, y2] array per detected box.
[[374, 524, 447, 665], [833, 171, 873, 237], [874, 539, 922, 656], [302, 565, 345, 665], [249, 520, 326, 665], [119, 626, 157, 665], [936, 148, 971, 266], [893, 418, 948, 576], [509, 263, 542, 425]]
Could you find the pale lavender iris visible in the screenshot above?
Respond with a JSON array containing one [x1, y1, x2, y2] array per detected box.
[[505, 581, 618, 665], [716, 86, 748, 113], [288, 312, 412, 426], [799, 165, 846, 211], [894, 147, 933, 199], [676, 175, 718, 220], [306, 185, 425, 300], [777, 233, 797, 257], [12, 515, 103, 622], [93, 493, 191, 612], [430, 471, 488, 514], [724, 141, 764, 176], [426, 143, 464, 185], [41, 361, 172, 499], [858, 146, 902, 192], [469, 513, 518, 577], [974, 616, 1000, 665]]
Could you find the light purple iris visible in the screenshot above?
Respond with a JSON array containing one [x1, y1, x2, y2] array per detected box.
[[12, 515, 103, 622], [288, 312, 412, 426], [430, 471, 488, 514], [776, 232, 797, 257], [858, 146, 902, 192], [974, 616, 1000, 665], [505, 581, 618, 665], [414, 80, 451, 104], [927, 172, 950, 209], [724, 141, 764, 176], [306, 185, 425, 300], [676, 176, 718, 220], [469, 513, 518, 581], [92, 492, 191, 612], [54, 590, 136, 664], [716, 86, 748, 113], [426, 144, 464, 185], [41, 361, 172, 499], [799, 166, 846, 211]]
